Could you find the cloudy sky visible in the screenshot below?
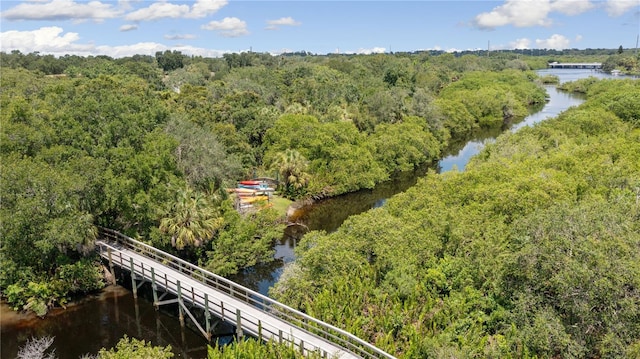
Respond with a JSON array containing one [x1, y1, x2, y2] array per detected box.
[[1, 0, 639, 58]]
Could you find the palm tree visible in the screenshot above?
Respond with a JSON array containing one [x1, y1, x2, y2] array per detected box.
[[159, 187, 223, 250], [271, 149, 310, 196]]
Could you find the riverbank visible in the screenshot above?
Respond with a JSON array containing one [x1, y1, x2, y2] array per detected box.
[[270, 75, 640, 358]]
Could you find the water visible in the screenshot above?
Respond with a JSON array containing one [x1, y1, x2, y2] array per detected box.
[[234, 69, 609, 295], [0, 68, 621, 358], [233, 68, 634, 294], [1, 286, 214, 359], [438, 68, 621, 172], [438, 85, 583, 172]]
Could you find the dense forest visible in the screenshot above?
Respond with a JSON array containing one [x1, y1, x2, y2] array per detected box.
[[1, 49, 638, 358], [0, 50, 546, 314], [272, 78, 640, 357]]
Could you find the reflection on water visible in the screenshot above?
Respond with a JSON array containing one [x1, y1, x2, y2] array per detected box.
[[438, 85, 585, 172], [1, 285, 214, 359]]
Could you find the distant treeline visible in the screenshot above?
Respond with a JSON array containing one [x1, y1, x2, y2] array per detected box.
[[2, 47, 632, 75]]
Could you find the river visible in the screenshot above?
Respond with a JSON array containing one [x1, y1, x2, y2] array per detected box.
[[229, 68, 613, 294], [0, 68, 620, 359]]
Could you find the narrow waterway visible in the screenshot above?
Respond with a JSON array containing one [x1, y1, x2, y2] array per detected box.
[[230, 68, 613, 295], [0, 68, 619, 358]]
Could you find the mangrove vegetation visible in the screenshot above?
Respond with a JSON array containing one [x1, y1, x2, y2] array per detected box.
[[2, 49, 638, 358], [271, 78, 640, 358]]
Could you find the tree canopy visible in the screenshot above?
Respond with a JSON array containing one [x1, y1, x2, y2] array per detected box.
[[271, 78, 640, 358]]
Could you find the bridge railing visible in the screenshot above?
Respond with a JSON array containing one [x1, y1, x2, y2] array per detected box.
[[97, 227, 396, 359]]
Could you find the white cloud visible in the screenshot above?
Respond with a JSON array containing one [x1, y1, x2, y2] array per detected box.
[[119, 24, 138, 32], [125, 2, 190, 21], [1, 0, 121, 22], [268, 48, 293, 55], [118, 0, 135, 11], [536, 34, 571, 49], [190, 0, 228, 18], [474, 0, 553, 29], [510, 38, 532, 49], [605, 0, 639, 16], [164, 34, 196, 40], [96, 43, 230, 58], [354, 47, 386, 55], [201, 17, 249, 37], [125, 0, 227, 21], [575, 34, 583, 41], [550, 0, 594, 15], [265, 16, 301, 30], [473, 0, 596, 29], [0, 26, 234, 58], [1, 26, 91, 54]]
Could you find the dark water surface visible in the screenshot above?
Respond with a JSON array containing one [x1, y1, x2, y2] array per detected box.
[[0, 68, 622, 358], [1, 285, 215, 359]]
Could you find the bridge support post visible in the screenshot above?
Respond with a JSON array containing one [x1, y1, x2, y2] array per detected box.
[[236, 309, 243, 339], [151, 267, 159, 309], [205, 294, 211, 341], [129, 257, 137, 299], [107, 248, 116, 285], [177, 280, 185, 327]]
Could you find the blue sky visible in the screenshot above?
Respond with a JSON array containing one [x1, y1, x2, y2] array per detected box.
[[1, 0, 639, 58]]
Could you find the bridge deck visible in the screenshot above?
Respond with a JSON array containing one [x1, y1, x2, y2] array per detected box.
[[97, 239, 359, 359], [548, 62, 602, 69]]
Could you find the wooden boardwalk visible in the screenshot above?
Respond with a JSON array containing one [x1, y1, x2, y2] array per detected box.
[[96, 228, 396, 359], [547, 62, 602, 69]]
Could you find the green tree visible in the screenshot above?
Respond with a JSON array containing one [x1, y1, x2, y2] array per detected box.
[[97, 336, 173, 359], [159, 187, 223, 250], [205, 204, 280, 276], [155, 50, 185, 72], [207, 338, 329, 358], [270, 149, 310, 197], [271, 78, 640, 357], [165, 116, 244, 191]]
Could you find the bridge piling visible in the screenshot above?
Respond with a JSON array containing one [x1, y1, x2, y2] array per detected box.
[[177, 280, 185, 327], [107, 248, 116, 285], [130, 257, 138, 299], [236, 309, 243, 338], [205, 294, 212, 341], [151, 267, 159, 309]]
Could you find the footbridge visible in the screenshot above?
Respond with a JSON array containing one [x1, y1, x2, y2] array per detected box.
[[548, 62, 602, 69], [96, 228, 396, 359]]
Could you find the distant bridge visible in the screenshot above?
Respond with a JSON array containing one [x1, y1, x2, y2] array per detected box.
[[96, 227, 396, 359], [548, 62, 602, 69]]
